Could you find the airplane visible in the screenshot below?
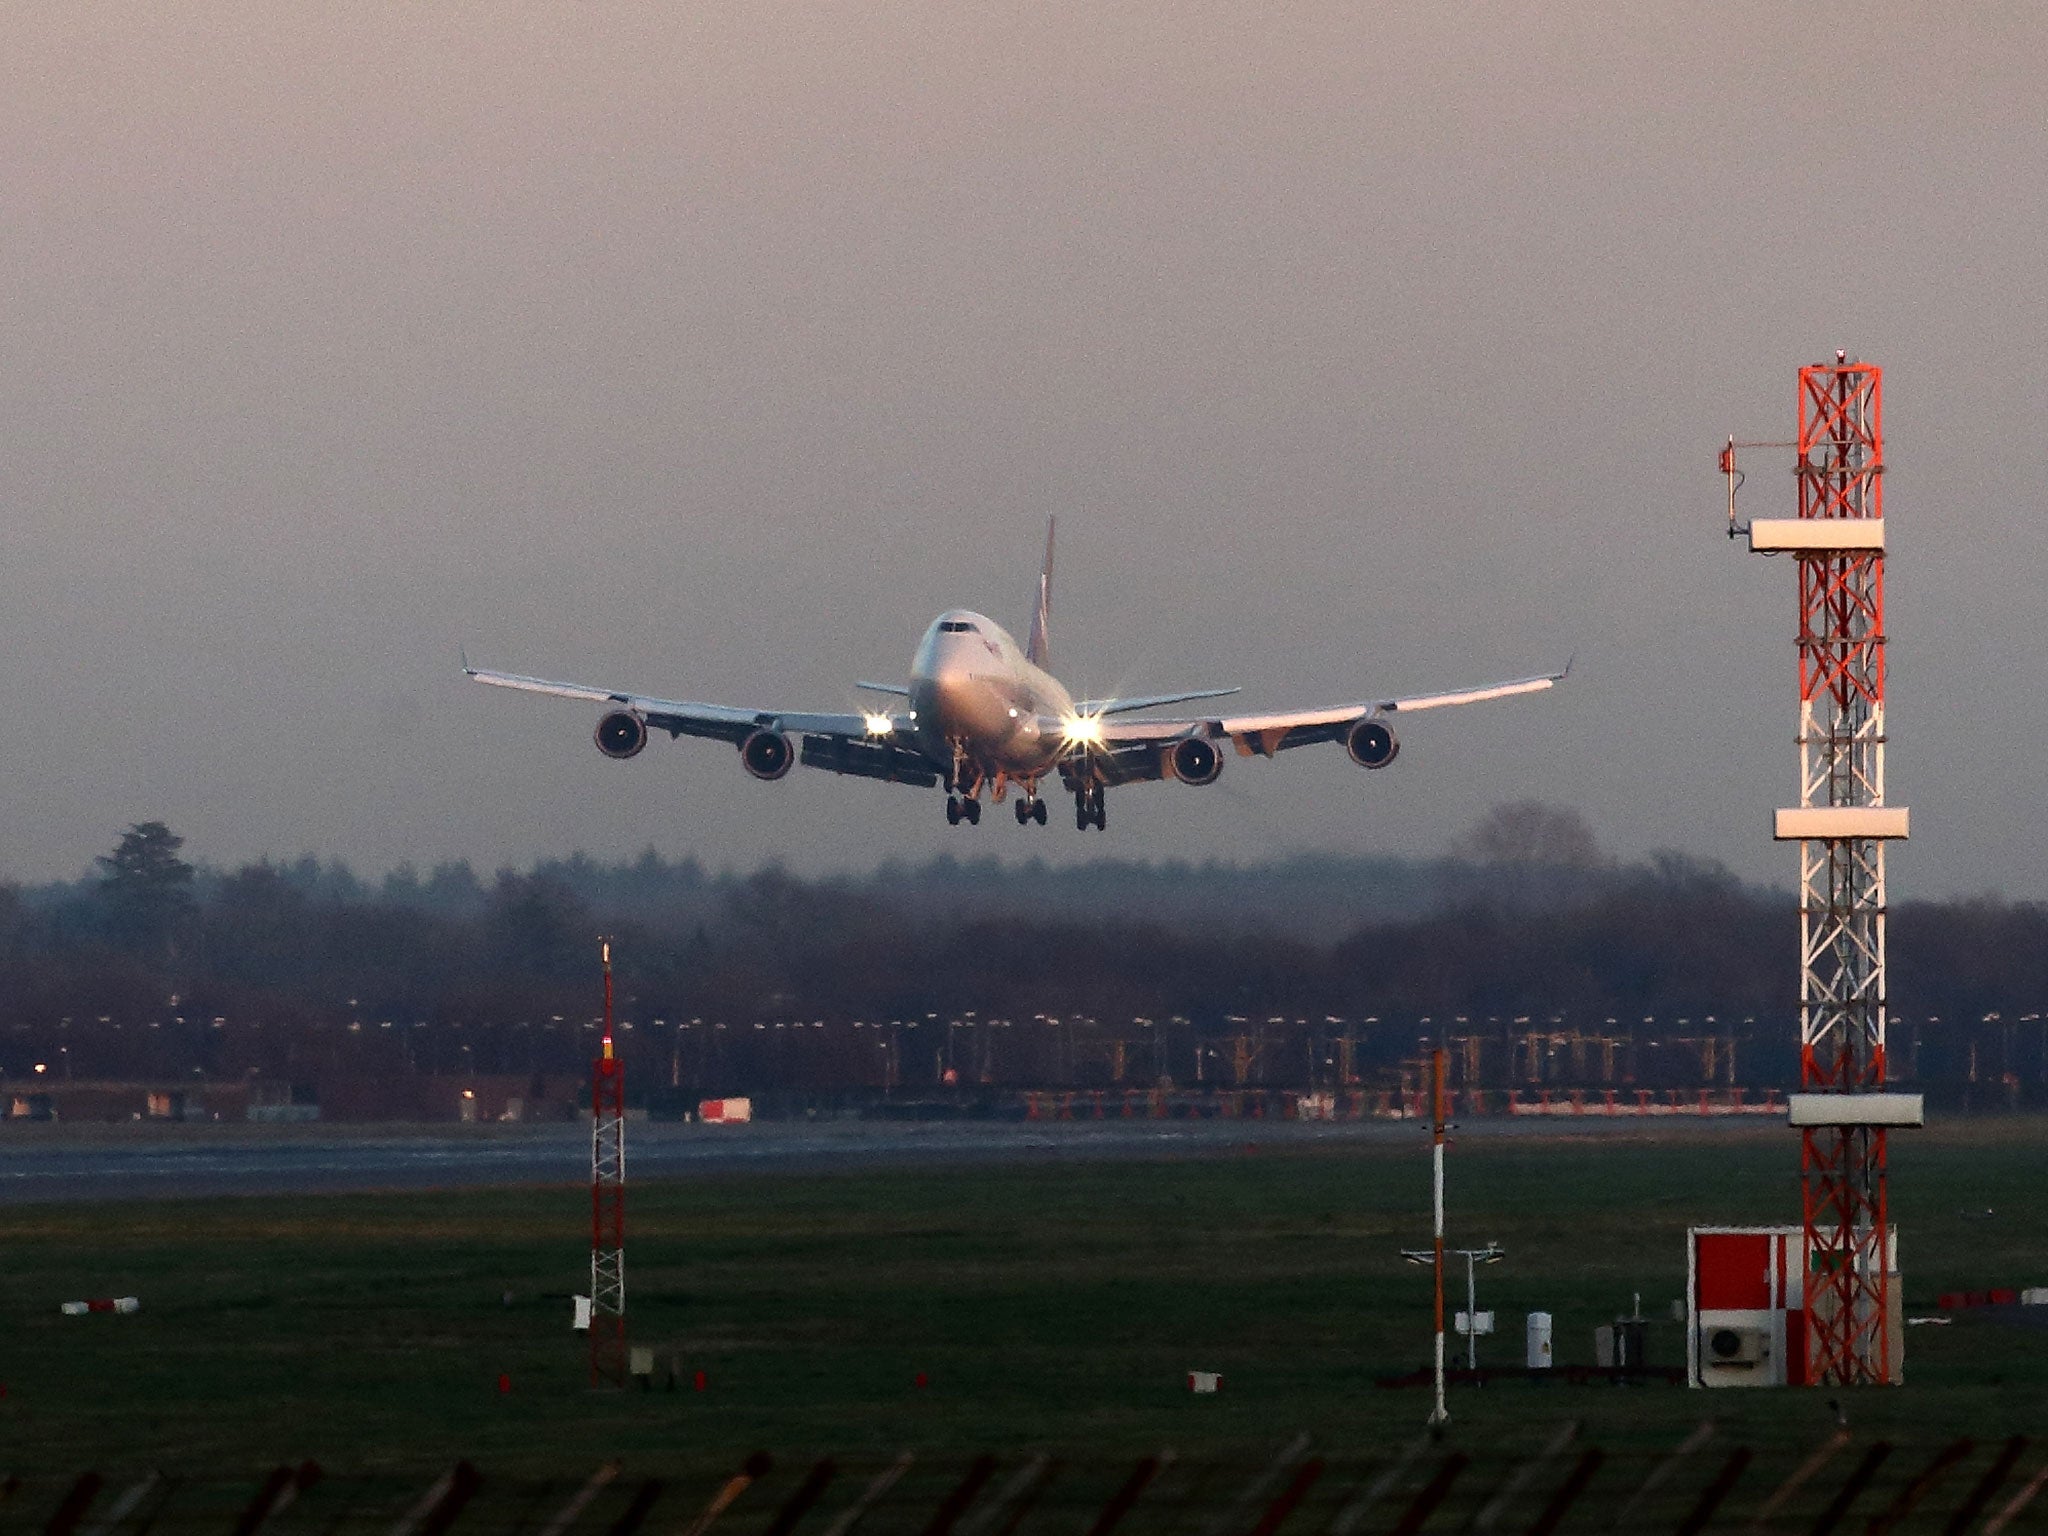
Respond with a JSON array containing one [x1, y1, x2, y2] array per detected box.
[[465, 521, 1566, 831]]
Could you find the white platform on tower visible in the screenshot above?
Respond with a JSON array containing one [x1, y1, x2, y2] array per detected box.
[[1773, 806, 1910, 841], [1748, 519, 1885, 552], [1786, 1092, 1925, 1129]]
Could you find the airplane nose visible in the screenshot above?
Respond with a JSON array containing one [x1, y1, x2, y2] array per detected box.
[[931, 661, 1005, 738], [932, 666, 975, 721]]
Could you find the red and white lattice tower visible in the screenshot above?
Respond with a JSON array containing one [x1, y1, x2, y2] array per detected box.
[[1725, 353, 1919, 1387], [590, 938, 627, 1388]]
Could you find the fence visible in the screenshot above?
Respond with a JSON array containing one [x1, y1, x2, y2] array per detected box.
[[7, 1428, 2046, 1536]]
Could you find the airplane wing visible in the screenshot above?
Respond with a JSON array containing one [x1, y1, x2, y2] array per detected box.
[[1211, 668, 1568, 754], [1071, 687, 1241, 716], [465, 666, 942, 786], [1069, 665, 1568, 778]]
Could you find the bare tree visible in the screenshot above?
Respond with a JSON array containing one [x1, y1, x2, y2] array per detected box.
[[1456, 801, 1603, 868]]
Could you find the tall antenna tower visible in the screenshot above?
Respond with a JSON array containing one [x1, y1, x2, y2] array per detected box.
[[1724, 354, 1919, 1387], [590, 938, 627, 1388]]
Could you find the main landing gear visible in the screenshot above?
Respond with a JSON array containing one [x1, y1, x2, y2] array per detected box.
[[945, 745, 1052, 828], [1073, 784, 1106, 831], [950, 791, 1052, 827]]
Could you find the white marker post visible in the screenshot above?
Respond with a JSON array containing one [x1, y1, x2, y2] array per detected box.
[[1400, 1049, 1455, 1425], [1430, 1049, 1447, 1424]]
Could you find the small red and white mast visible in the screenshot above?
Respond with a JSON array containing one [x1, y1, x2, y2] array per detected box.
[[590, 938, 627, 1388]]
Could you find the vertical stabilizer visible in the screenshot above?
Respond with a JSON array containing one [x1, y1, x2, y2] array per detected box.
[[1026, 517, 1055, 669]]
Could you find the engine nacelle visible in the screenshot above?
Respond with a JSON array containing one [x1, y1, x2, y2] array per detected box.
[[594, 710, 648, 760], [739, 728, 794, 781], [1165, 736, 1223, 786], [1346, 718, 1400, 769]]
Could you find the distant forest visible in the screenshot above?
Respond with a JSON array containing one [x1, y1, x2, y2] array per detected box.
[[2, 805, 2046, 1104]]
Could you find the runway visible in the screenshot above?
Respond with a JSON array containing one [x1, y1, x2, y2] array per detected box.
[[0, 1115, 1776, 1205]]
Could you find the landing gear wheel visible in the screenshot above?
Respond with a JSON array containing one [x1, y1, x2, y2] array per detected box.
[[946, 797, 962, 826], [1072, 786, 1106, 830], [962, 797, 981, 825], [1015, 798, 1032, 825], [1033, 798, 1048, 826]]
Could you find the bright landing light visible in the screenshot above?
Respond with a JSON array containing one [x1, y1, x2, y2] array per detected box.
[[1062, 714, 1104, 746], [864, 713, 895, 736]]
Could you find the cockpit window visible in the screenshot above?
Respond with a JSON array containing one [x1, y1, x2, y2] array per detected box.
[[938, 620, 978, 633]]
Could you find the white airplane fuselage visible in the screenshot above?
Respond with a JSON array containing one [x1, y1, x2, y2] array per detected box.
[[907, 609, 1074, 786]]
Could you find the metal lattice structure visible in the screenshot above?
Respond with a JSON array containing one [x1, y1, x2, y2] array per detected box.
[[1727, 354, 1907, 1387], [590, 940, 627, 1389], [1792, 362, 1891, 1386]]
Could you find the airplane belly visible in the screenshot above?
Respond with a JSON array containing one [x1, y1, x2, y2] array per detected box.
[[931, 675, 1009, 742], [923, 672, 1060, 778], [987, 716, 1058, 775]]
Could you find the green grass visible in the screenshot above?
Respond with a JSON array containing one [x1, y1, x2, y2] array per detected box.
[[3, 1120, 2046, 1482]]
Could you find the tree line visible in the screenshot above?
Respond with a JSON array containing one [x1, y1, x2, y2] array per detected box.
[[1, 810, 2044, 1103]]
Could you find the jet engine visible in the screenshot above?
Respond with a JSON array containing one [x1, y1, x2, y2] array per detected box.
[[1165, 736, 1223, 786], [739, 729, 794, 781], [1345, 718, 1400, 769], [594, 710, 648, 760]]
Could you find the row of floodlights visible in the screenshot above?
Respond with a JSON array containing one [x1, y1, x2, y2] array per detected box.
[[12, 1011, 2042, 1043]]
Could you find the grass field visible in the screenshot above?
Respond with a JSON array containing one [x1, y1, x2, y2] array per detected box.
[[4, 1119, 2046, 1488]]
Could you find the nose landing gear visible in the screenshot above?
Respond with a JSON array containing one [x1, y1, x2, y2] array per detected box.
[[1014, 795, 1049, 826], [945, 744, 987, 826]]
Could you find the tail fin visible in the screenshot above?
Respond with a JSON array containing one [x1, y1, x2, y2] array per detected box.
[[1026, 516, 1055, 669]]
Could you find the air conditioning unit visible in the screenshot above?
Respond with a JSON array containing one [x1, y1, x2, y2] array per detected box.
[[1702, 1324, 1770, 1367]]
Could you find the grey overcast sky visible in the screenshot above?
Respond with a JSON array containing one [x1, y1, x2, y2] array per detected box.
[[2, 3, 2043, 892]]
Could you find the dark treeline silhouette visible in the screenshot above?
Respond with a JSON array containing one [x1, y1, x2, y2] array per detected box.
[[1, 809, 2045, 1112]]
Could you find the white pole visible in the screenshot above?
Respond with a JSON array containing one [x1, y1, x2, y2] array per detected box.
[[1430, 1047, 1447, 1427], [1466, 1252, 1480, 1371]]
